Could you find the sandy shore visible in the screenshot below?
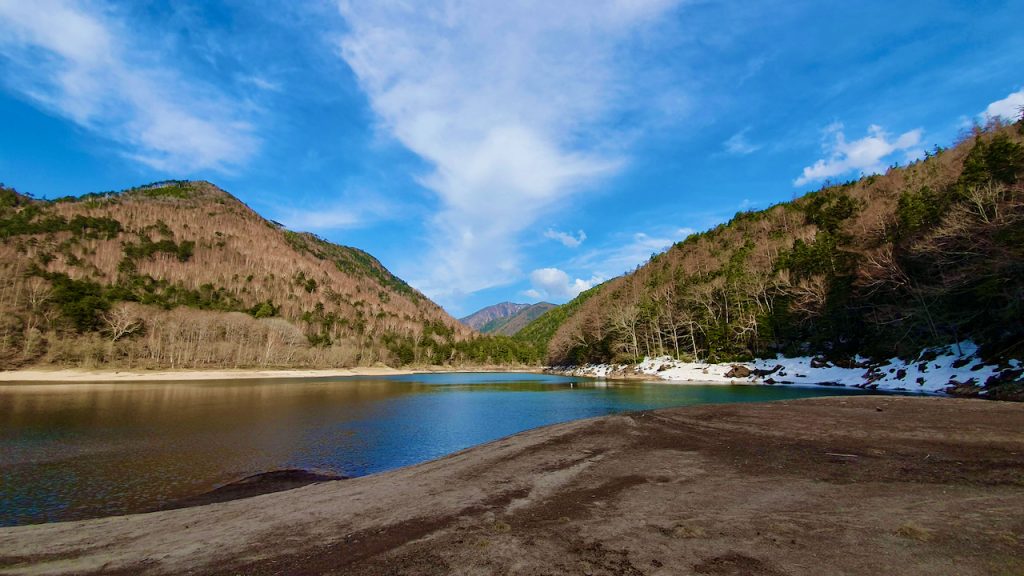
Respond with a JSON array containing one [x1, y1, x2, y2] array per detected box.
[[1, 396, 1023, 575], [0, 366, 419, 383], [0, 365, 549, 383]]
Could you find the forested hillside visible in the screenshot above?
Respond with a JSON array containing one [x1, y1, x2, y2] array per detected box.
[[4, 119, 1021, 373], [522, 119, 1024, 367], [0, 181, 489, 369]]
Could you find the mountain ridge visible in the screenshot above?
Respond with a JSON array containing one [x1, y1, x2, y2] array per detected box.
[[482, 302, 557, 336], [476, 302, 557, 336], [459, 302, 530, 330], [0, 180, 481, 369], [514, 120, 1024, 399]]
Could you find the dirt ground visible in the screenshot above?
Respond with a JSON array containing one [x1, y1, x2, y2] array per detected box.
[[2, 396, 1023, 575]]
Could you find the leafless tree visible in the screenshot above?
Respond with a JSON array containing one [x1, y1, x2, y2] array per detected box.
[[103, 305, 143, 342]]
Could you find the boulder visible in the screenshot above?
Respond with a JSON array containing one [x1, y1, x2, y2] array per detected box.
[[725, 365, 751, 378], [753, 364, 783, 378]]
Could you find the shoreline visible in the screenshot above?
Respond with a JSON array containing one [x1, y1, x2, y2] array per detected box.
[[0, 366, 415, 383], [553, 340, 1023, 397], [0, 365, 547, 384], [1, 396, 1022, 575]]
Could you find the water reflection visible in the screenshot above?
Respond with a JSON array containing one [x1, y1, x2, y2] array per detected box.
[[0, 374, 870, 526]]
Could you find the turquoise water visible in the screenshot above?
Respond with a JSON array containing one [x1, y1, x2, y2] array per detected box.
[[0, 373, 874, 526]]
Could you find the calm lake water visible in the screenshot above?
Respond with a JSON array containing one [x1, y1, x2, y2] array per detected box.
[[0, 373, 875, 527]]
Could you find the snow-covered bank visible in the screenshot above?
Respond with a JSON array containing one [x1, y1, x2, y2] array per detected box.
[[553, 341, 1022, 395]]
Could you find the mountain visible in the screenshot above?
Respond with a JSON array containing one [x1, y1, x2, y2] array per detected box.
[[480, 302, 557, 336], [0, 180, 476, 369], [460, 302, 530, 330], [516, 120, 1024, 383]]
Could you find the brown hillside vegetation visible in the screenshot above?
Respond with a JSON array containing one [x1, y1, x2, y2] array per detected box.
[[542, 120, 1024, 376], [0, 181, 475, 369]]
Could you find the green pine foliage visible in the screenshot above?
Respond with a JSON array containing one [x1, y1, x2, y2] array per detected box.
[[1, 204, 123, 240]]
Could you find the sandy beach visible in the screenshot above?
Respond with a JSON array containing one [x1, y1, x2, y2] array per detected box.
[[0, 365, 554, 384], [1, 395, 1022, 575], [0, 366, 420, 383]]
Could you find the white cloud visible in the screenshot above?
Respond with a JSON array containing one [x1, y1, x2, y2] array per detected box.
[[0, 0, 257, 172], [981, 88, 1024, 122], [724, 128, 760, 155], [279, 191, 401, 231], [571, 227, 695, 280], [336, 0, 683, 301], [525, 267, 602, 301], [544, 228, 587, 248], [239, 74, 282, 93], [794, 123, 923, 187]]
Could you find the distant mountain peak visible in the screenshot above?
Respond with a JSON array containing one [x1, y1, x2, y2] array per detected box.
[[459, 302, 530, 330], [461, 301, 556, 335]]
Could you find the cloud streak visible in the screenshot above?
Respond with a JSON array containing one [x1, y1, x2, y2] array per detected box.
[[724, 128, 760, 155], [794, 123, 922, 186], [544, 228, 587, 248], [279, 190, 402, 231], [571, 227, 695, 280], [0, 0, 258, 173], [336, 0, 682, 302]]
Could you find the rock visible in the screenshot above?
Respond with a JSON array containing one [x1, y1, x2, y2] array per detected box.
[[810, 357, 829, 369], [833, 357, 859, 369], [952, 357, 971, 369], [725, 365, 751, 378], [752, 364, 783, 378], [863, 370, 884, 384]]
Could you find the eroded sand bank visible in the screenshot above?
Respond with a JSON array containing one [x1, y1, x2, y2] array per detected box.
[[1, 396, 1023, 575]]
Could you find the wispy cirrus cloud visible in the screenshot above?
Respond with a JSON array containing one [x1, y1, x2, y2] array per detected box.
[[570, 226, 695, 280], [794, 123, 923, 187], [544, 228, 587, 248], [0, 0, 258, 173], [723, 128, 760, 155], [278, 190, 403, 231], [335, 0, 684, 303]]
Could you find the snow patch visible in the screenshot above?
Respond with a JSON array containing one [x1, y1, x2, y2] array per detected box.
[[559, 341, 1018, 394]]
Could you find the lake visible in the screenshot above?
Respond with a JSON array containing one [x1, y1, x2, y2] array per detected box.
[[0, 373, 876, 527]]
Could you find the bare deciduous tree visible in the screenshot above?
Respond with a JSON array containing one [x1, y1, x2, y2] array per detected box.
[[103, 305, 143, 342]]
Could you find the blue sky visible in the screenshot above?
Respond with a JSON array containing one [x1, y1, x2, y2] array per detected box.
[[1, 0, 1022, 316]]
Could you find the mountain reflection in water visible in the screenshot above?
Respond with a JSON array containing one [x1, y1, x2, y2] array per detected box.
[[0, 372, 873, 526]]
